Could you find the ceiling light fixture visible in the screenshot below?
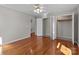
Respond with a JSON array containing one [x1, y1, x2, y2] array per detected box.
[[33, 4, 43, 14]]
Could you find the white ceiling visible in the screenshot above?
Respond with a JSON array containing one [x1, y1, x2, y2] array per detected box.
[[0, 4, 79, 18]]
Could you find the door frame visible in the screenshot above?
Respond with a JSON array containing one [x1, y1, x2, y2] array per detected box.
[[55, 13, 75, 45]]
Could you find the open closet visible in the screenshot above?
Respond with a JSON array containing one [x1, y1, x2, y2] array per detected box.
[[56, 15, 72, 41]]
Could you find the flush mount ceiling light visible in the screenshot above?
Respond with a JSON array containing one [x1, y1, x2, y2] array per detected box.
[[33, 4, 43, 14]]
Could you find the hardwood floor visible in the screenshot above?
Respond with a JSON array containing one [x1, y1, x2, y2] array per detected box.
[[2, 34, 79, 55]]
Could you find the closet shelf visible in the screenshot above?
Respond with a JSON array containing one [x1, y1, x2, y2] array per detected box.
[[57, 15, 72, 21]]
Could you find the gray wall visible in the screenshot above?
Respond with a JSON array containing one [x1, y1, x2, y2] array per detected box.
[[78, 8, 79, 45], [43, 18, 50, 36], [73, 9, 78, 44], [31, 17, 36, 33], [0, 6, 34, 44]]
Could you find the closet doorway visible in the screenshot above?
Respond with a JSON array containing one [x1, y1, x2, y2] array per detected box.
[[56, 15, 72, 41]]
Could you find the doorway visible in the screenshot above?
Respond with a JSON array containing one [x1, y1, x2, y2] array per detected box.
[[43, 18, 50, 37], [56, 15, 72, 41]]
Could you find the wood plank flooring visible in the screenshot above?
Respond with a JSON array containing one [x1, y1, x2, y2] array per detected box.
[[2, 34, 79, 55]]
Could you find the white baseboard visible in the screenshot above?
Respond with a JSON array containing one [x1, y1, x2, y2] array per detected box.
[[3, 34, 31, 45]]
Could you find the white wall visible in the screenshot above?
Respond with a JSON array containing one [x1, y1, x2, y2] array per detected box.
[[36, 18, 43, 36], [50, 16, 57, 40], [53, 16, 57, 39], [0, 6, 34, 44]]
